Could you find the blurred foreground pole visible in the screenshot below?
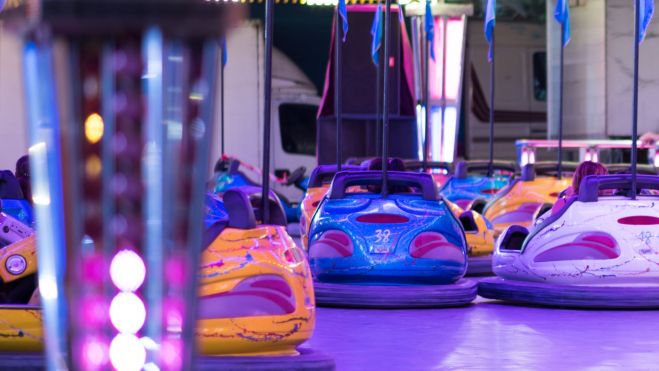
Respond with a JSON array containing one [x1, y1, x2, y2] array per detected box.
[[1, 1, 237, 369]]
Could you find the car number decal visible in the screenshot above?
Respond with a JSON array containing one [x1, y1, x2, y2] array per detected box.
[[374, 229, 391, 243]]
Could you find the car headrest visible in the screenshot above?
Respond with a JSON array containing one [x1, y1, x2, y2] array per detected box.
[[329, 171, 438, 201], [578, 174, 659, 202], [454, 160, 516, 179], [224, 186, 287, 229], [0, 170, 24, 199], [307, 164, 363, 188]]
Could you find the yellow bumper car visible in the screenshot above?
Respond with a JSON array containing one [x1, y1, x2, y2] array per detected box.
[[299, 165, 362, 251], [197, 187, 315, 356], [482, 163, 575, 235], [0, 189, 323, 364]]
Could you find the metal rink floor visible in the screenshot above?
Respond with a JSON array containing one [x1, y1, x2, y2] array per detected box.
[[306, 297, 659, 370]]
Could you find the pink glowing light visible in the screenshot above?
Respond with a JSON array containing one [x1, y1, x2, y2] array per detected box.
[[166, 257, 186, 287], [82, 253, 107, 284], [109, 333, 147, 371], [109, 292, 146, 334], [429, 17, 465, 102], [80, 295, 108, 326], [110, 249, 146, 292], [80, 337, 109, 370], [164, 298, 184, 333], [160, 338, 183, 370]]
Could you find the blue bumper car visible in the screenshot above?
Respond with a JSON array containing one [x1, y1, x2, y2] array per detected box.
[[0, 170, 34, 228], [439, 161, 515, 211], [307, 171, 476, 308], [212, 158, 306, 224]]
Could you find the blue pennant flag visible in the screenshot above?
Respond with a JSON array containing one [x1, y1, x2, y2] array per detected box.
[[221, 37, 228, 66], [639, 0, 655, 43], [484, 0, 496, 61], [425, 0, 435, 61], [338, 0, 349, 42], [554, 0, 571, 47], [370, 5, 383, 66]]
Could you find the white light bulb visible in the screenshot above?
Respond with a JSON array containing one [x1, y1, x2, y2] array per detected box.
[[109, 293, 146, 334], [110, 250, 146, 292], [109, 334, 146, 371]]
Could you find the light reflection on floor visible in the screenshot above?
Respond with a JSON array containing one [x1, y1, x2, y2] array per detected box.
[[306, 297, 659, 370]]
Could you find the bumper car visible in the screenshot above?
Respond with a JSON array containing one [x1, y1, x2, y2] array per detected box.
[[403, 160, 453, 188], [0, 188, 333, 368], [439, 161, 515, 211], [197, 186, 334, 368], [0, 171, 34, 227], [212, 157, 307, 224], [197, 186, 316, 356], [299, 165, 362, 250], [482, 162, 575, 235], [444, 200, 495, 276], [479, 174, 659, 308], [0, 220, 40, 352], [307, 170, 476, 308]]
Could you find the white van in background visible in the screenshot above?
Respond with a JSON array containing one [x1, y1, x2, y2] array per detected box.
[[211, 21, 320, 203], [463, 21, 547, 161]]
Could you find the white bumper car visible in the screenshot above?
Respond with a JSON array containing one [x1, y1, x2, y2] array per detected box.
[[479, 174, 659, 308]]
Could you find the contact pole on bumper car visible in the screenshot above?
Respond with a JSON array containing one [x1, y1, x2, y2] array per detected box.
[[381, 0, 391, 196], [261, 0, 274, 224]]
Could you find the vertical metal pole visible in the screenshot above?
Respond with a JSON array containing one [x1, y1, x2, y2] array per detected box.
[[381, 0, 391, 196], [24, 39, 68, 371], [631, 0, 640, 199], [487, 31, 495, 177], [440, 16, 447, 162], [221, 42, 225, 155], [262, 0, 274, 222], [423, 12, 430, 170], [184, 39, 221, 368], [335, 8, 343, 171], [143, 28, 163, 348], [557, 23, 564, 179], [375, 8, 382, 157]]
